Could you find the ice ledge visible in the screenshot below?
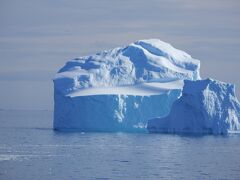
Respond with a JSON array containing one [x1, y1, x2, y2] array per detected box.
[[67, 80, 184, 97]]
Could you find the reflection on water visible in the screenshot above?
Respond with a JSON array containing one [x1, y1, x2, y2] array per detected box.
[[0, 110, 240, 180]]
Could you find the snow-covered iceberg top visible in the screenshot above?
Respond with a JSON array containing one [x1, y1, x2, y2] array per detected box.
[[147, 78, 240, 135], [54, 39, 200, 96]]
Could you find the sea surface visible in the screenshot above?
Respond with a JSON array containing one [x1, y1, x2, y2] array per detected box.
[[0, 110, 240, 180]]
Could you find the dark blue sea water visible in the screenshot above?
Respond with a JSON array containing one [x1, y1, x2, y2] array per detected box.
[[0, 110, 240, 180]]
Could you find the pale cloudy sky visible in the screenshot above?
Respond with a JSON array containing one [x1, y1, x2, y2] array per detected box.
[[0, 0, 239, 109]]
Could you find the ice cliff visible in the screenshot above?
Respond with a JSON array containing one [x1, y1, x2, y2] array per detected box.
[[147, 79, 240, 134], [53, 39, 200, 131]]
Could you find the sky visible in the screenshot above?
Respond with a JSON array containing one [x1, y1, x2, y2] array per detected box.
[[0, 0, 239, 110]]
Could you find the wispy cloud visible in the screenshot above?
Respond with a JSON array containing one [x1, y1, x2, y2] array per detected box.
[[0, 0, 239, 109]]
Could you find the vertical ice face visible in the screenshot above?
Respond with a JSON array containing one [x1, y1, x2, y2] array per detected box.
[[53, 39, 200, 131], [148, 79, 240, 134]]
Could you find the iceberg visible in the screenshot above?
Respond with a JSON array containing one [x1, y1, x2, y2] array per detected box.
[[53, 39, 200, 131], [147, 78, 240, 134]]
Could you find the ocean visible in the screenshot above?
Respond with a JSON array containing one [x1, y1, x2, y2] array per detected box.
[[0, 110, 240, 180]]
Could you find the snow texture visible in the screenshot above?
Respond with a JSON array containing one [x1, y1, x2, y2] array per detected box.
[[147, 78, 240, 134], [53, 39, 200, 131]]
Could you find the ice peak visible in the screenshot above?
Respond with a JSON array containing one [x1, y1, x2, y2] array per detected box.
[[183, 78, 235, 96]]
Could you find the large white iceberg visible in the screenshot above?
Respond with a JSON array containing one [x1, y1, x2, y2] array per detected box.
[[53, 39, 200, 131], [147, 78, 240, 134]]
